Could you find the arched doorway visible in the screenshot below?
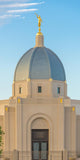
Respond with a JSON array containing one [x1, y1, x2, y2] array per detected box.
[[26, 113, 53, 160], [31, 118, 49, 160]]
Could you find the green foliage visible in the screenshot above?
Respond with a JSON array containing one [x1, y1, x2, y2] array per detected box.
[[0, 126, 5, 156]]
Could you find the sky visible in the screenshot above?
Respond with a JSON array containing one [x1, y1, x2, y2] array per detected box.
[[0, 0, 80, 100]]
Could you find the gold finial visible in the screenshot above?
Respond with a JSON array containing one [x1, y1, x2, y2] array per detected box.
[[27, 78, 31, 82], [35, 13, 42, 34], [49, 78, 53, 82], [18, 98, 21, 104], [72, 107, 75, 111], [5, 107, 8, 112], [60, 98, 63, 103]]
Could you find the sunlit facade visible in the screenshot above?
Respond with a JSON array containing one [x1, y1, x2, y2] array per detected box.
[[0, 19, 80, 160]]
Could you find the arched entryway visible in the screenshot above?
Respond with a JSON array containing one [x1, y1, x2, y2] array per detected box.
[[26, 113, 53, 160], [31, 118, 49, 160]]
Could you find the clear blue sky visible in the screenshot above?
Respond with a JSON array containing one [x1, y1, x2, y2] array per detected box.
[[0, 0, 80, 100]]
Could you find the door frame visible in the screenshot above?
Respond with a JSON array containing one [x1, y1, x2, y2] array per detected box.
[[32, 129, 49, 160]]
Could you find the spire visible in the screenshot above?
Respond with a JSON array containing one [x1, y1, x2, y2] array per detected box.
[[35, 14, 44, 47]]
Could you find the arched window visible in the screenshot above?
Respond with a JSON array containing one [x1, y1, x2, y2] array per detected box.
[[57, 87, 60, 94], [19, 87, 22, 94]]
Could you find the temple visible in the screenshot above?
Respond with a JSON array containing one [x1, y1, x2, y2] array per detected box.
[[0, 16, 80, 160]]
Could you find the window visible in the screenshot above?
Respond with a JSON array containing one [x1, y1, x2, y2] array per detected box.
[[19, 87, 22, 94], [38, 86, 42, 93], [57, 87, 60, 94]]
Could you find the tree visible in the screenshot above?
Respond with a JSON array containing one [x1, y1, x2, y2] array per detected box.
[[0, 126, 5, 156]]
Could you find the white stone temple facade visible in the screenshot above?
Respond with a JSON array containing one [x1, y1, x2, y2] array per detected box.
[[0, 19, 80, 160]]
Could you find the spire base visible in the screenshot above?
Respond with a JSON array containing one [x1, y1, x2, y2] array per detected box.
[[35, 34, 44, 48]]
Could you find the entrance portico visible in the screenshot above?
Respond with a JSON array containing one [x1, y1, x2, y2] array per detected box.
[[26, 113, 53, 160]]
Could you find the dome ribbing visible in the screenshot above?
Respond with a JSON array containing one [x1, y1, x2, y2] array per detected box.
[[14, 47, 66, 82]]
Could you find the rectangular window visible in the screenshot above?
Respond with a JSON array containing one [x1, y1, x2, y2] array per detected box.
[[38, 86, 42, 93], [19, 87, 22, 94], [57, 87, 60, 94]]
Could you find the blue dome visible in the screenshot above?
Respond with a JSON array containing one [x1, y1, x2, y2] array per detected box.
[[14, 47, 66, 81]]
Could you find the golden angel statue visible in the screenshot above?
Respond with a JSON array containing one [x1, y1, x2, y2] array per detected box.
[[35, 13, 42, 32]]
